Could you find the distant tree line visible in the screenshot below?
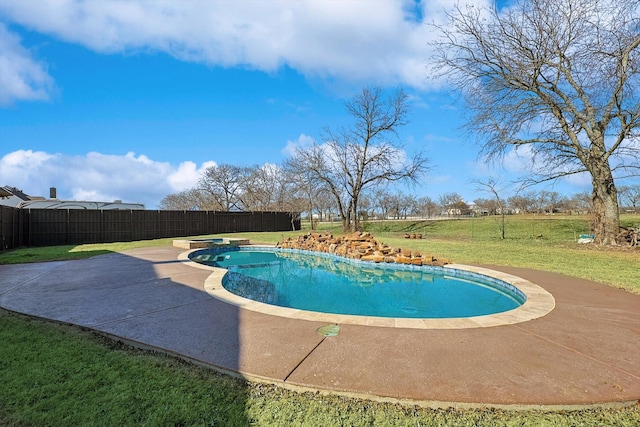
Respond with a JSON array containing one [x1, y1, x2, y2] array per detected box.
[[160, 167, 640, 222], [159, 163, 306, 214]]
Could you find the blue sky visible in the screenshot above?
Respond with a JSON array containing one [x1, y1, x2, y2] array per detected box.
[[0, 0, 594, 208]]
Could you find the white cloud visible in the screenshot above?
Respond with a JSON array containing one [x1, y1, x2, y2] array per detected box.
[[0, 23, 55, 105], [0, 0, 492, 91], [487, 145, 594, 192], [167, 160, 217, 191], [1, 148, 53, 167], [502, 145, 535, 174], [282, 133, 316, 157], [0, 149, 216, 208], [563, 172, 591, 187], [423, 133, 458, 144], [428, 174, 453, 185]]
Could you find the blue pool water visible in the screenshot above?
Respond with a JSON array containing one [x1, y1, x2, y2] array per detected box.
[[190, 248, 525, 318]]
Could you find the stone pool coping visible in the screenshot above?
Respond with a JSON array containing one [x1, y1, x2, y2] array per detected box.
[[178, 247, 556, 329]]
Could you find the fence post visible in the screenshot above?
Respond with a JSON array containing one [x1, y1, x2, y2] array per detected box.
[[0, 207, 4, 250], [28, 209, 32, 246], [66, 209, 70, 245], [19, 209, 24, 247]]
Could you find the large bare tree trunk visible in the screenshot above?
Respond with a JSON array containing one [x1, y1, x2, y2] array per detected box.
[[350, 195, 362, 232], [343, 200, 354, 233], [591, 167, 620, 245], [341, 212, 350, 233]]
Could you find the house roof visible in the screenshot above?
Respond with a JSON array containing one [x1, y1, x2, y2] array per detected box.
[[0, 186, 31, 201], [0, 186, 144, 210], [0, 187, 12, 198], [18, 200, 145, 210]]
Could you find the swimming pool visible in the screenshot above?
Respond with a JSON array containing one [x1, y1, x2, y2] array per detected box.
[[189, 247, 527, 319]]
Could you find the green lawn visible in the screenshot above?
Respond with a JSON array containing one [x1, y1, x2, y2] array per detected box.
[[1, 214, 639, 425]]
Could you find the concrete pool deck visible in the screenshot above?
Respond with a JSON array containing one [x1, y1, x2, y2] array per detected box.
[[1, 245, 639, 409]]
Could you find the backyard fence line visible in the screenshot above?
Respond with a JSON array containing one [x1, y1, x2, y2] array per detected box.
[[0, 207, 299, 250], [0, 205, 22, 250]]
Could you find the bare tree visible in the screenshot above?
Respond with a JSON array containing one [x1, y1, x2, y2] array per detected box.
[[545, 191, 567, 214], [198, 164, 246, 211], [357, 192, 373, 221], [473, 178, 506, 239], [384, 191, 403, 220], [284, 161, 331, 229], [417, 196, 439, 218], [371, 189, 394, 220], [507, 193, 535, 214], [397, 192, 417, 219], [439, 192, 468, 216], [161, 161, 304, 218], [314, 188, 336, 223], [240, 164, 292, 211], [289, 86, 429, 232], [473, 198, 499, 215], [567, 192, 592, 214], [159, 188, 210, 210], [431, 0, 640, 244], [618, 184, 640, 212]]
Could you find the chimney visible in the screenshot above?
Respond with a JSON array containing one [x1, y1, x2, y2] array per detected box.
[[49, 187, 57, 199]]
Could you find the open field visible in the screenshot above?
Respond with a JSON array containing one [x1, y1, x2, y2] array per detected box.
[[1, 214, 639, 425]]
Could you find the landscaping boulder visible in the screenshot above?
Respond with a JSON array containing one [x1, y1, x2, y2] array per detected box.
[[277, 232, 449, 266]]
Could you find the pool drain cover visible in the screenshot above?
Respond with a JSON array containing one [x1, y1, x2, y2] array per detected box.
[[317, 324, 341, 337]]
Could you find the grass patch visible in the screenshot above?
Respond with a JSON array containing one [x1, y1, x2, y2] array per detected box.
[[0, 245, 113, 264], [1, 309, 638, 427], [0, 310, 249, 426]]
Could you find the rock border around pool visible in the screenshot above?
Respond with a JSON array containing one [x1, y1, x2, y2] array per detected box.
[[277, 232, 450, 266]]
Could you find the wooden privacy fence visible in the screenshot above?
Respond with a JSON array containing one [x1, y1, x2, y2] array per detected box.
[[0, 206, 21, 250], [0, 207, 299, 249]]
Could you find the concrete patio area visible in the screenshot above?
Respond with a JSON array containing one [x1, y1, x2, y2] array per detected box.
[[1, 245, 638, 409]]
